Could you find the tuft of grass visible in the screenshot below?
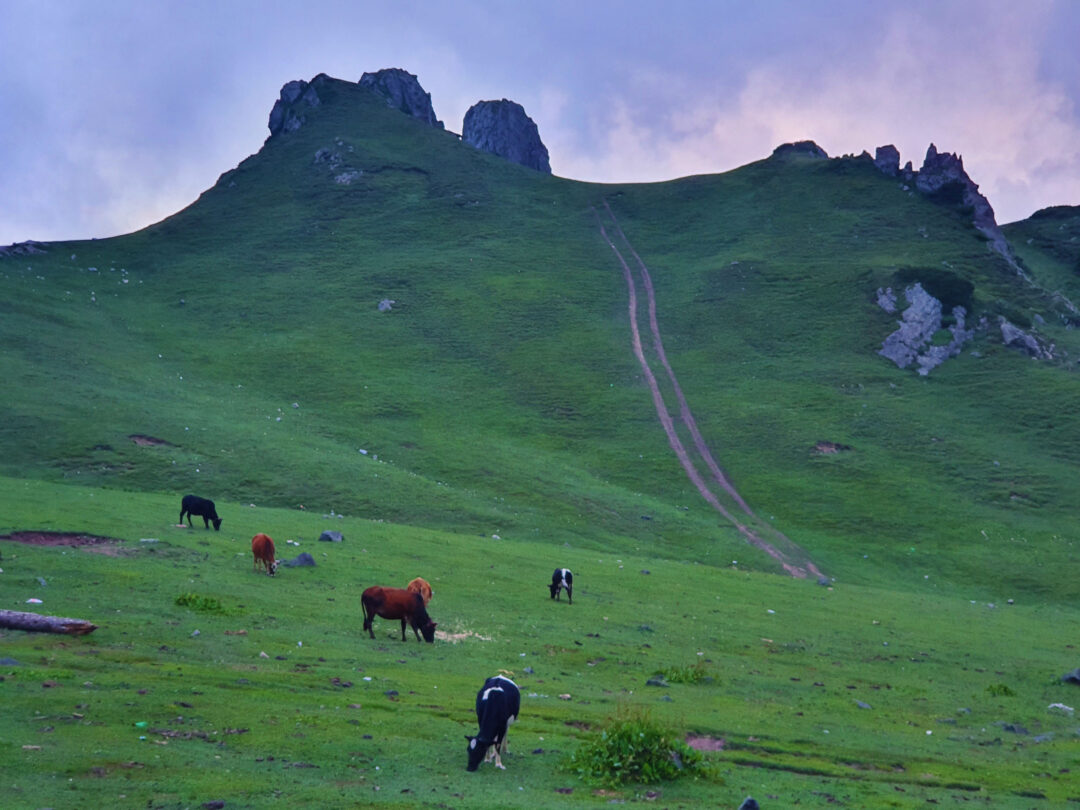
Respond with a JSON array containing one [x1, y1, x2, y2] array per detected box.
[[655, 661, 713, 684], [175, 592, 224, 613]]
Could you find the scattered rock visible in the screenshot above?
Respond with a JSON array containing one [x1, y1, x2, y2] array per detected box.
[[359, 68, 443, 129], [738, 798, 760, 810], [645, 675, 669, 688], [201, 801, 226, 810], [1060, 667, 1080, 685], [318, 531, 343, 543], [0, 240, 48, 258], [875, 286, 898, 314], [0, 657, 23, 666], [999, 317, 1054, 359], [378, 299, 395, 312], [284, 552, 316, 568], [462, 99, 551, 173], [856, 700, 872, 709]]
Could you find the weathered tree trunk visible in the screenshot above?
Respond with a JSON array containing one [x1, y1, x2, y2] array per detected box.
[[0, 609, 97, 635]]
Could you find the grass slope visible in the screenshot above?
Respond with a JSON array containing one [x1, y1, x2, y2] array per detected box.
[[3, 76, 1080, 806]]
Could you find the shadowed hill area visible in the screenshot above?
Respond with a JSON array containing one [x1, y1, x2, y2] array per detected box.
[[3, 75, 1080, 603]]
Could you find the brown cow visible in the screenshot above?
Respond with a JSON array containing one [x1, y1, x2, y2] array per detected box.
[[251, 533, 279, 576], [406, 577, 433, 606], [361, 586, 436, 642]]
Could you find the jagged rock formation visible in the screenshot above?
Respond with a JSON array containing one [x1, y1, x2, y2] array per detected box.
[[268, 75, 326, 136], [359, 68, 443, 129], [0, 240, 47, 258], [878, 283, 975, 376], [872, 143, 1020, 271], [771, 141, 828, 160], [462, 100, 551, 173]]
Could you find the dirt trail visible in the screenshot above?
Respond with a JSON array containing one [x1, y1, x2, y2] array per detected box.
[[596, 203, 823, 580]]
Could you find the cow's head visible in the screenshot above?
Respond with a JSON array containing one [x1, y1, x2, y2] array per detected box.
[[548, 581, 560, 599], [212, 517, 222, 531], [420, 620, 437, 643], [268, 560, 279, 577], [465, 735, 489, 771]]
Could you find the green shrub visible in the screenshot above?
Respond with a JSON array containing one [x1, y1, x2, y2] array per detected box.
[[985, 683, 1015, 697], [175, 592, 223, 613], [656, 661, 713, 684], [567, 706, 702, 787]]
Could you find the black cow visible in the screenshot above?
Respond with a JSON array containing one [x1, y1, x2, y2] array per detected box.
[[466, 674, 520, 771], [549, 568, 573, 604], [180, 494, 222, 531]]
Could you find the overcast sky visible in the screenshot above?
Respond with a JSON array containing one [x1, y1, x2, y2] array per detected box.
[[2, 0, 1079, 245]]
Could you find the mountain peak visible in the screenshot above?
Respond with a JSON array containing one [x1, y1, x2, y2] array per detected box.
[[462, 99, 551, 173], [358, 68, 443, 130]]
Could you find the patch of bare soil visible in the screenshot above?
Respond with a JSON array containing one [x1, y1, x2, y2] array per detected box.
[[0, 532, 124, 553], [685, 734, 726, 751], [813, 441, 852, 454], [435, 629, 492, 643], [128, 434, 173, 447]]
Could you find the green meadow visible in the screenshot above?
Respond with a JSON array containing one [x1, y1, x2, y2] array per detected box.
[[2, 76, 1079, 807]]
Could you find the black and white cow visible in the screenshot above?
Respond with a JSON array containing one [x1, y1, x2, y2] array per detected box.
[[180, 494, 222, 531], [465, 674, 520, 771], [549, 568, 573, 604]]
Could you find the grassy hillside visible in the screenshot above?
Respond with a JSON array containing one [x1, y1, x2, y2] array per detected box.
[[3, 76, 1080, 807]]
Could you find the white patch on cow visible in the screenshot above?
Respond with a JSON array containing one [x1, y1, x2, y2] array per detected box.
[[469, 738, 477, 749], [481, 686, 504, 702]]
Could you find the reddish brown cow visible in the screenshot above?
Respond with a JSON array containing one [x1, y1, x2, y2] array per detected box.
[[361, 586, 436, 642], [406, 577, 433, 606], [251, 533, 279, 576]]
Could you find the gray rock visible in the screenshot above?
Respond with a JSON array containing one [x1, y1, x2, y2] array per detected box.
[[874, 144, 900, 176], [771, 140, 828, 159], [284, 552, 316, 568], [1061, 667, 1080, 685], [645, 675, 669, 687], [359, 68, 443, 129], [319, 530, 343, 543], [0, 657, 23, 666], [267, 76, 323, 137], [378, 299, 395, 312], [856, 700, 872, 709], [879, 284, 974, 375], [462, 99, 551, 173], [999, 317, 1054, 359], [876, 286, 898, 314], [738, 798, 760, 810]]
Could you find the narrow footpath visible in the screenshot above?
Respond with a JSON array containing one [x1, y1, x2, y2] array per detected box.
[[596, 201, 823, 580]]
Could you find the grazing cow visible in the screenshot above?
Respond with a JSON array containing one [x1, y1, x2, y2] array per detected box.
[[251, 533, 279, 576], [466, 674, 520, 771], [406, 577, 433, 606], [549, 568, 573, 604], [180, 494, 222, 531], [361, 586, 437, 643]]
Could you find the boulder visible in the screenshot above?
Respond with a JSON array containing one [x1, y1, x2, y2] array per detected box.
[[878, 283, 974, 375], [771, 140, 828, 160], [319, 530, 344, 543], [738, 799, 760, 810], [359, 68, 443, 129], [1062, 667, 1080, 685], [284, 552, 316, 568], [874, 145, 900, 176], [462, 100, 551, 173], [999, 317, 1054, 360]]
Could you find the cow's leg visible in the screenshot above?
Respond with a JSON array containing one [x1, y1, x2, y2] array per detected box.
[[567, 585, 572, 605], [400, 618, 408, 641]]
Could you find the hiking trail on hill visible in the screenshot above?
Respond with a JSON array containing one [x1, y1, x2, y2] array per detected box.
[[597, 201, 823, 580]]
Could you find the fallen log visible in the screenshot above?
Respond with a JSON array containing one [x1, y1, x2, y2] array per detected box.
[[0, 609, 98, 635]]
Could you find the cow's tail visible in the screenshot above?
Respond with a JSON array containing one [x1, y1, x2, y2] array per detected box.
[[361, 596, 373, 632]]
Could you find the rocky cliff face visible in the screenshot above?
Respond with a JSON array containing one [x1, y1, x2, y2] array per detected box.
[[462, 100, 551, 173], [771, 141, 828, 160], [358, 68, 443, 129], [267, 75, 327, 137]]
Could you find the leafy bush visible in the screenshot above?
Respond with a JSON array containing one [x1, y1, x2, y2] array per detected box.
[[567, 706, 702, 787], [175, 592, 223, 613], [985, 683, 1015, 697]]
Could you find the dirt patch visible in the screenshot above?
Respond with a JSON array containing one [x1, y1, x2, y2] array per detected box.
[[128, 434, 173, 447], [685, 734, 726, 751], [1, 532, 123, 550], [435, 629, 493, 644], [813, 441, 852, 454]]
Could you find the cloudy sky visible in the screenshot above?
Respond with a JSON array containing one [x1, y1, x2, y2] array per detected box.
[[2, 0, 1079, 245]]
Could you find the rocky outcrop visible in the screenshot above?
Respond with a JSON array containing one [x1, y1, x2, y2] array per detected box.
[[359, 68, 443, 129], [771, 141, 828, 160], [268, 75, 325, 136], [0, 240, 47, 258], [874, 145, 900, 176], [999, 317, 1054, 359], [878, 283, 975, 376], [462, 100, 551, 173]]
